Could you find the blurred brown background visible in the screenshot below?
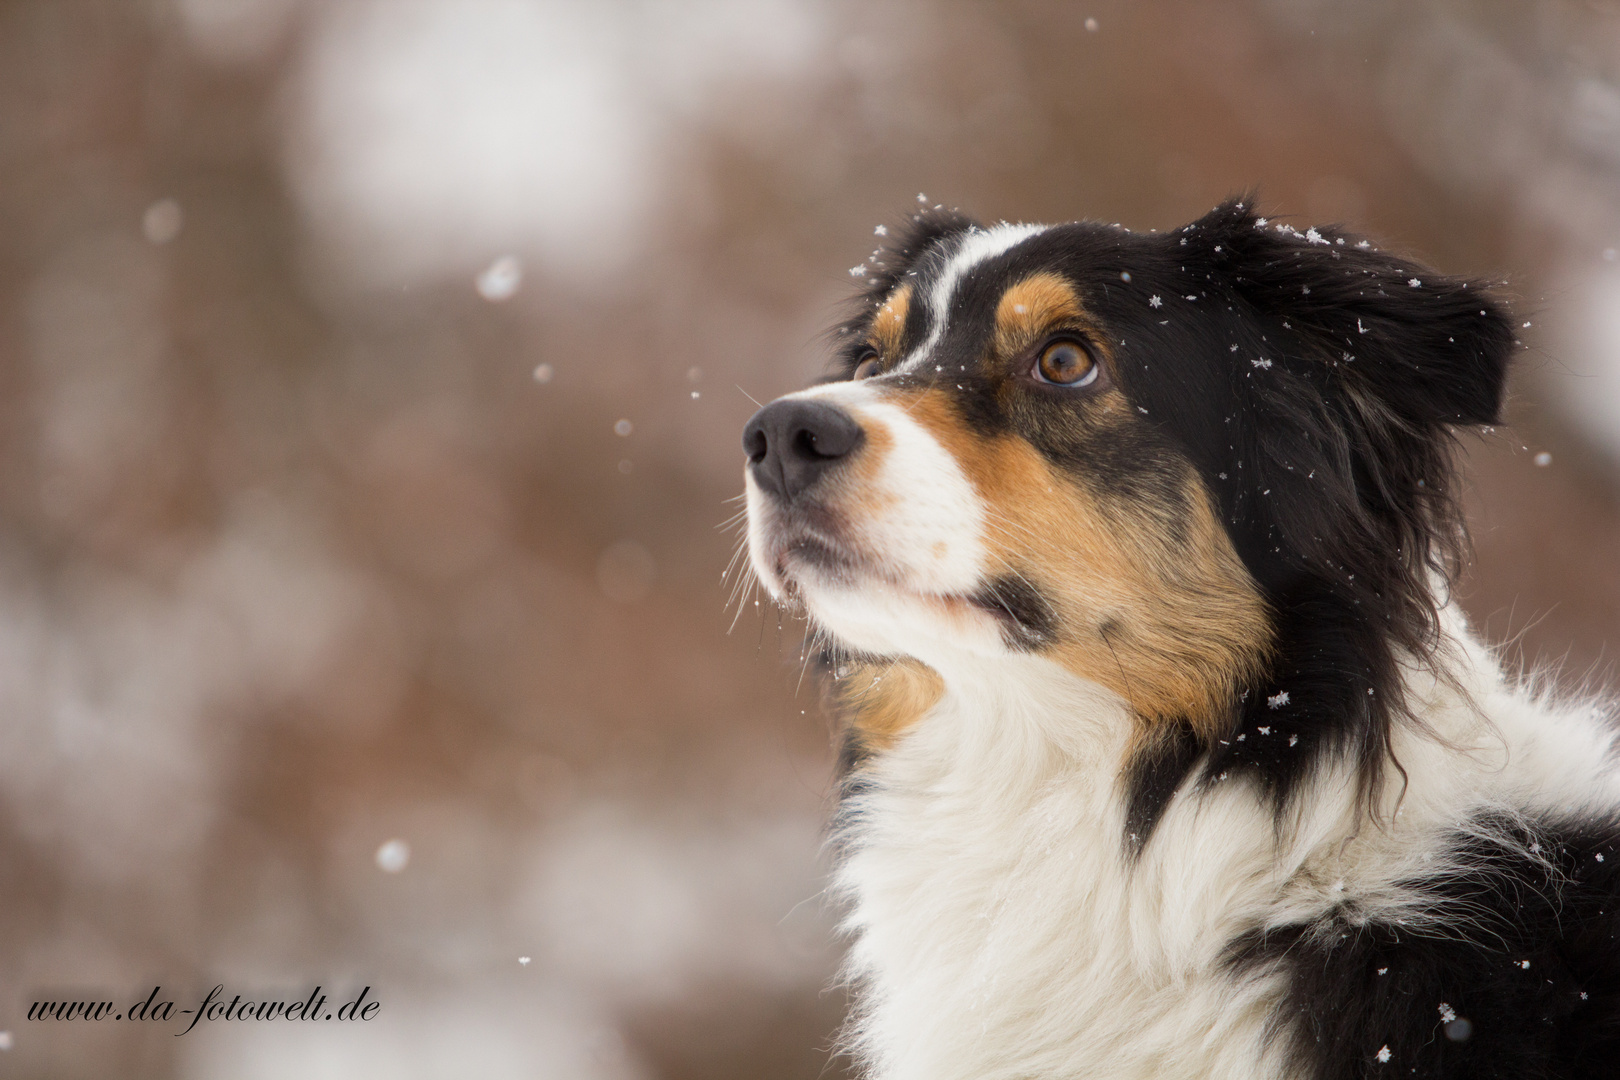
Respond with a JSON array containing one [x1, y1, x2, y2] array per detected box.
[[2, 2, 1620, 1077]]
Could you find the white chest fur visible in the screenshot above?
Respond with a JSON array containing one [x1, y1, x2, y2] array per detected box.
[[831, 630, 1620, 1080], [834, 655, 1294, 1080]]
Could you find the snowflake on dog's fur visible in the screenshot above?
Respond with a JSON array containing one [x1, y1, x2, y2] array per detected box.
[[1149, 295, 1162, 308], [1376, 1046, 1391, 1063], [1268, 691, 1290, 709]]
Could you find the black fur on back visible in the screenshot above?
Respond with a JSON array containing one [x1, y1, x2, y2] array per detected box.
[[827, 198, 1517, 847], [1226, 813, 1620, 1078]]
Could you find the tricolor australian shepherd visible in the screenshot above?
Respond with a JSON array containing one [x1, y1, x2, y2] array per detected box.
[[740, 199, 1620, 1079]]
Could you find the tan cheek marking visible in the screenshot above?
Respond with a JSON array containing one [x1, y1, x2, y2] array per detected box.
[[869, 284, 912, 361], [903, 389, 1272, 743], [838, 659, 945, 749]]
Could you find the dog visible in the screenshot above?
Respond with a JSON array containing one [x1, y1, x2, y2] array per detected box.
[[739, 198, 1620, 1079]]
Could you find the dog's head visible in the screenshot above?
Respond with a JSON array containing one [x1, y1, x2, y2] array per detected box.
[[742, 199, 1513, 840]]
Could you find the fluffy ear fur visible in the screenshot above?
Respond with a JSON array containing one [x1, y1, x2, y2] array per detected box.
[[1161, 199, 1516, 825], [1193, 199, 1513, 425]]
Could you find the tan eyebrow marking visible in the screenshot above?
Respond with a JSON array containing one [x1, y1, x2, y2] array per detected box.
[[994, 273, 1096, 360], [869, 284, 912, 361]]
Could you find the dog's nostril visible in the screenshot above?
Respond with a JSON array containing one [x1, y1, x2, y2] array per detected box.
[[744, 427, 769, 464]]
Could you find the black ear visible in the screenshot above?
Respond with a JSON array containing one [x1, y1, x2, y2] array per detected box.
[[1194, 200, 1514, 426]]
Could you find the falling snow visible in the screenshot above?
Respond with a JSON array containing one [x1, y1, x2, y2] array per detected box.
[[476, 255, 522, 301], [375, 838, 410, 873], [1268, 691, 1290, 709], [143, 198, 184, 245], [874, 224, 888, 236]]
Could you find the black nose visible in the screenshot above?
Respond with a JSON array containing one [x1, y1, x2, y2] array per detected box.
[[742, 399, 865, 501]]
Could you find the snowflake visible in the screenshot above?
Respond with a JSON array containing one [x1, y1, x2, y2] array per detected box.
[[1268, 691, 1290, 709], [1149, 295, 1163, 308], [1255, 217, 1268, 227], [1408, 278, 1422, 288], [849, 266, 867, 277], [1439, 1003, 1456, 1022], [1288, 734, 1299, 746], [1251, 358, 1272, 369], [1184, 294, 1197, 301], [1376, 1046, 1391, 1064], [1257, 726, 1270, 735], [1356, 239, 1371, 249], [874, 224, 888, 236], [1304, 227, 1329, 245], [1229, 344, 1239, 352]]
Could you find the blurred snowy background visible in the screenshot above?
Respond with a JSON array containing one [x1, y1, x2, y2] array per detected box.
[[3, 1, 1620, 1077]]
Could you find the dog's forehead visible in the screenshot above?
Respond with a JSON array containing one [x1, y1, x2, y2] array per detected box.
[[894, 222, 1049, 374]]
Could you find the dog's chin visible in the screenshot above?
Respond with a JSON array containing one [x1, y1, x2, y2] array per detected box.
[[767, 551, 1010, 662]]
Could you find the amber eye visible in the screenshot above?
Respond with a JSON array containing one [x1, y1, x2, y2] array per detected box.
[[1034, 338, 1098, 387], [852, 351, 883, 380]]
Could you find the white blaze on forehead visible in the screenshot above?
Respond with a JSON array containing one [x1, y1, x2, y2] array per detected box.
[[898, 222, 1049, 375]]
